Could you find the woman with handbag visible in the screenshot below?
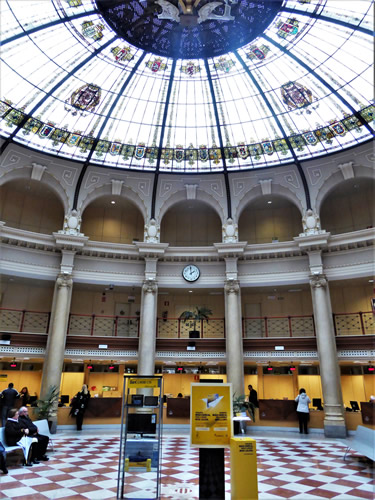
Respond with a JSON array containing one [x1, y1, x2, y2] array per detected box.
[[70, 384, 90, 431]]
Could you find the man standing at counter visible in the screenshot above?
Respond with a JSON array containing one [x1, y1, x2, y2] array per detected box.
[[248, 385, 259, 408]]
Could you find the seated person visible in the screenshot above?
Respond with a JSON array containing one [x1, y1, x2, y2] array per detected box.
[[5, 408, 36, 466], [18, 406, 49, 461]]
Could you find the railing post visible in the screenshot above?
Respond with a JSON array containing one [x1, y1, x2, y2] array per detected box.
[[359, 311, 365, 335], [312, 314, 316, 337], [91, 314, 95, 336], [178, 318, 181, 339], [156, 318, 159, 338], [332, 313, 338, 336], [114, 316, 118, 337], [46, 312, 51, 334], [66, 313, 71, 335], [288, 316, 292, 337], [201, 318, 204, 339], [19, 310, 26, 333], [264, 317, 268, 337]]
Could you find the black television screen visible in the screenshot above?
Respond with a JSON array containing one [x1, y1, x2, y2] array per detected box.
[[127, 413, 156, 435], [28, 395, 37, 404], [60, 395, 70, 405], [312, 398, 322, 408], [144, 396, 159, 407], [130, 394, 144, 407], [350, 401, 360, 411]]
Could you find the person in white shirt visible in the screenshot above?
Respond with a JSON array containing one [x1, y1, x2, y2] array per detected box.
[[295, 388, 311, 434]]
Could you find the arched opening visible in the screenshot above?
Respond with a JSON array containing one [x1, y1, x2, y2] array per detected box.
[[320, 179, 374, 234], [160, 200, 222, 246], [0, 179, 64, 234], [238, 195, 302, 244], [81, 195, 144, 244]]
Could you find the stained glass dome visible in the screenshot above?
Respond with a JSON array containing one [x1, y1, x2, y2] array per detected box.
[[0, 0, 374, 172]]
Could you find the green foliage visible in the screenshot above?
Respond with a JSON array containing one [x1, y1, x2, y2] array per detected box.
[[233, 393, 256, 422], [35, 385, 60, 419], [179, 306, 213, 330]]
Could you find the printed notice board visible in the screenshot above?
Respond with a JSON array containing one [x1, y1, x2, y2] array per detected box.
[[190, 383, 233, 447]]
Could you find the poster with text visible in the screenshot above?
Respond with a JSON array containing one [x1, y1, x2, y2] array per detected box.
[[190, 383, 233, 447]]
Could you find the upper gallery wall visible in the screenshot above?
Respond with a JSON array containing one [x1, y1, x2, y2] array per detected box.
[[0, 0, 374, 172]]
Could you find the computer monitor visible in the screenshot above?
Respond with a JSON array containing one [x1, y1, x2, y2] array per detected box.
[[350, 401, 360, 412], [144, 396, 159, 407], [312, 398, 323, 410], [60, 395, 70, 405], [130, 394, 144, 407], [28, 395, 37, 405], [127, 413, 156, 436]]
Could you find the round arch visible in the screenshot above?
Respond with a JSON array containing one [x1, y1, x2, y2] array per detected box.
[[160, 198, 222, 246], [157, 188, 226, 225], [238, 192, 303, 244], [235, 183, 304, 223], [0, 166, 69, 213], [78, 182, 148, 222]]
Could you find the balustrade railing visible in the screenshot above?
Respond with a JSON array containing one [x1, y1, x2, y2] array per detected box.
[[0, 308, 373, 338]]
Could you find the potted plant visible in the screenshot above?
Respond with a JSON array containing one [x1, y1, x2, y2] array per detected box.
[[34, 385, 60, 433], [233, 393, 256, 435], [179, 306, 213, 338]]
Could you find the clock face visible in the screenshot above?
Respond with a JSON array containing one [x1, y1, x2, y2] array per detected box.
[[182, 264, 200, 282]]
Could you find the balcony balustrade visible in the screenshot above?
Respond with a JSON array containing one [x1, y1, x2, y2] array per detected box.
[[0, 308, 373, 339]]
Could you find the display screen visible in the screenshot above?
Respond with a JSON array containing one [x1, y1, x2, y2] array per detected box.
[[127, 413, 156, 435], [130, 395, 144, 406], [144, 396, 158, 407], [60, 395, 70, 405]]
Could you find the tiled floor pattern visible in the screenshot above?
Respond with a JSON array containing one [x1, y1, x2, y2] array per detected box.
[[0, 433, 373, 499]]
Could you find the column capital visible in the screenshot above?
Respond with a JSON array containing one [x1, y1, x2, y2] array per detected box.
[[309, 273, 327, 289], [142, 278, 158, 294], [224, 278, 240, 294], [56, 273, 73, 288]]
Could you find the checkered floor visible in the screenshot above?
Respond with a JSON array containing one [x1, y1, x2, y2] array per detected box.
[[0, 431, 373, 499]]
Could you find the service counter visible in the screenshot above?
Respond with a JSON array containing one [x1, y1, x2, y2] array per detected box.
[[48, 398, 374, 431]]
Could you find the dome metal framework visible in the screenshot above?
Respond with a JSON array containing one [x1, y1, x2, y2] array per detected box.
[[0, 0, 374, 173]]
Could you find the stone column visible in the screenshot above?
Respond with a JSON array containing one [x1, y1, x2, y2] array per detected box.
[[138, 278, 158, 376], [40, 273, 73, 426], [310, 273, 346, 437], [225, 278, 244, 398]]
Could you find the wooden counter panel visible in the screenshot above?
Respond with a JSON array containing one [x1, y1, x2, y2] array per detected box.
[[259, 400, 298, 421], [85, 397, 123, 418], [360, 402, 375, 426], [166, 398, 190, 418]]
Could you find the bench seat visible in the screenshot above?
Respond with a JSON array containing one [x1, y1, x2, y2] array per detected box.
[[344, 425, 375, 461]]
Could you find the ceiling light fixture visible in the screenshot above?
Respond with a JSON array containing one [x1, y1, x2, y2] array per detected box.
[[111, 200, 116, 204]]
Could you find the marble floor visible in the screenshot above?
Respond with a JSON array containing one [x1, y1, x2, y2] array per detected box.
[[0, 428, 373, 499]]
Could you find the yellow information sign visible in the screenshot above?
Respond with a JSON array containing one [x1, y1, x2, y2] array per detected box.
[[230, 437, 258, 499], [128, 378, 159, 388], [190, 383, 233, 448]]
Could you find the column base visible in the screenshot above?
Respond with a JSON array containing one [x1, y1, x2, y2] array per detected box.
[[324, 422, 347, 438]]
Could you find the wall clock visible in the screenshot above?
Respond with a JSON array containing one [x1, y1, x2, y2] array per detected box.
[[182, 264, 200, 282]]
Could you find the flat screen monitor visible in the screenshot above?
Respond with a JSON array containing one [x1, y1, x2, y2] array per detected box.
[[60, 395, 70, 405], [130, 394, 144, 407], [28, 396, 37, 404], [312, 398, 323, 409], [350, 401, 360, 412], [127, 413, 156, 435], [144, 396, 159, 407]]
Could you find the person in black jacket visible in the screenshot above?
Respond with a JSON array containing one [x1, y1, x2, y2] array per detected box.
[[1, 383, 20, 426], [248, 385, 259, 408], [0, 442, 8, 474], [70, 384, 90, 430], [18, 406, 49, 461], [4, 408, 36, 466]]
